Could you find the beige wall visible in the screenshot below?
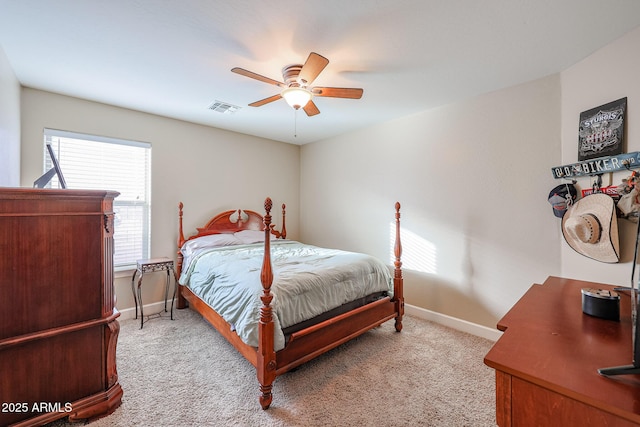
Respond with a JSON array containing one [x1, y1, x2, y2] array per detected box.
[[20, 88, 300, 313], [299, 26, 640, 329], [0, 45, 20, 186], [301, 75, 562, 328], [560, 27, 640, 286]]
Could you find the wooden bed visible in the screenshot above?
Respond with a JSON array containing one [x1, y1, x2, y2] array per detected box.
[[175, 197, 404, 409]]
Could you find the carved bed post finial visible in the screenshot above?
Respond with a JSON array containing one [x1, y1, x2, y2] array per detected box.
[[394, 202, 404, 332], [281, 204, 287, 239], [261, 198, 273, 289], [258, 197, 276, 409], [178, 202, 185, 249]]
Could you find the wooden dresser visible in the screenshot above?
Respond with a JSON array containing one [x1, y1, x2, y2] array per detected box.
[[484, 276, 640, 426], [0, 188, 122, 426]]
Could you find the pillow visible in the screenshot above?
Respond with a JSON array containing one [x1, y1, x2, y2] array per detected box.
[[234, 229, 270, 244], [181, 233, 242, 257]]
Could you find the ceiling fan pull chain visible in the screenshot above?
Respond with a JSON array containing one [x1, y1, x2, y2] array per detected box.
[[294, 109, 298, 138]]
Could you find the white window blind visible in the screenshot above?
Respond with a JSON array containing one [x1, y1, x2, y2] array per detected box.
[[43, 128, 151, 270]]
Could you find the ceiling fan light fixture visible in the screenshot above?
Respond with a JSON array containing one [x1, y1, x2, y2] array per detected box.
[[281, 87, 312, 109]]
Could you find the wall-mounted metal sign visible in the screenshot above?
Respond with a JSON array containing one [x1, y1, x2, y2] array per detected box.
[[578, 97, 626, 161], [551, 151, 640, 179]]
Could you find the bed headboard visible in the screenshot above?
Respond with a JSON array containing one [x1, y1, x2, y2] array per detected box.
[[198, 208, 264, 234], [177, 201, 286, 249]]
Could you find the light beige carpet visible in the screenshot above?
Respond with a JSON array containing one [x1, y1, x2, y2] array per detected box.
[[48, 308, 496, 427]]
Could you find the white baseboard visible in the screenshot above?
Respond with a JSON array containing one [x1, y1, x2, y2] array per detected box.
[[117, 300, 174, 321], [117, 301, 502, 341], [405, 304, 502, 342]]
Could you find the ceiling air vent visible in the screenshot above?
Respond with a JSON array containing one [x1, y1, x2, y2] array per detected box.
[[208, 100, 241, 114]]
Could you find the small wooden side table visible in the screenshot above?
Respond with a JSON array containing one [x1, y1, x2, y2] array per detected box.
[[131, 257, 176, 329]]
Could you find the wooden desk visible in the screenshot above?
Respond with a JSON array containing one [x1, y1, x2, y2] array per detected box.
[[484, 276, 640, 426]]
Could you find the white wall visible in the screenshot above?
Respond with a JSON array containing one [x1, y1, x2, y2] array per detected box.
[[560, 27, 640, 286], [0, 45, 20, 186], [20, 88, 300, 313], [301, 75, 562, 328]]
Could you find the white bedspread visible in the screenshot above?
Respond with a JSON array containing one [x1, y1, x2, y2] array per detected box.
[[179, 240, 392, 351]]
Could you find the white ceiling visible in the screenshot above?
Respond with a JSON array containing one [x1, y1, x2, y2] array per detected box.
[[1, 1, 640, 145]]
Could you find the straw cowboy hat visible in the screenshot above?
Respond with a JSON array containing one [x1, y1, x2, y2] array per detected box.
[[562, 193, 620, 263]]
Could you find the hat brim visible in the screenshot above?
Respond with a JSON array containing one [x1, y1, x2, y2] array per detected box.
[[561, 194, 619, 263]]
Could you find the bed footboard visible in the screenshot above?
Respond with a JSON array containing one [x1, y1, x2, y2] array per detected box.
[[256, 199, 404, 409]]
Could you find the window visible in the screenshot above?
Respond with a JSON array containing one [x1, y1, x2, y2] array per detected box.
[[43, 128, 151, 270]]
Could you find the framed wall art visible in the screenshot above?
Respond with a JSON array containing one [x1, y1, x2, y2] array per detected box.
[[578, 97, 627, 161]]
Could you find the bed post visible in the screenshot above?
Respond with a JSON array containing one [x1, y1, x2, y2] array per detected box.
[[258, 197, 277, 409], [394, 202, 404, 332], [280, 204, 287, 239], [268, 203, 287, 239], [176, 202, 187, 309]]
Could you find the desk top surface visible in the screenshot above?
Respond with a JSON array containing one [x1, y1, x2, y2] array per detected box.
[[484, 276, 640, 421]]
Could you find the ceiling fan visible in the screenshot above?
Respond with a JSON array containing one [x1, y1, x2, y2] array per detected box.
[[231, 52, 363, 117]]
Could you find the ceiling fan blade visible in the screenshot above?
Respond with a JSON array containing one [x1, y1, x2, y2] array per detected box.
[[231, 67, 285, 87], [297, 52, 329, 86], [312, 87, 363, 99], [303, 100, 320, 116], [249, 94, 282, 107]]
